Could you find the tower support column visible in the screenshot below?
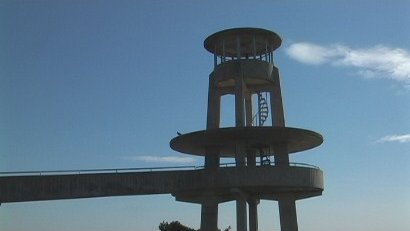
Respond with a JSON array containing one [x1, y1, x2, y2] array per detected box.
[[236, 195, 248, 231], [278, 196, 298, 231], [205, 150, 220, 169], [205, 75, 221, 169], [248, 197, 259, 231], [244, 86, 253, 127], [246, 152, 256, 167], [270, 69, 285, 127], [235, 77, 245, 127], [232, 188, 248, 231], [200, 200, 219, 231], [274, 144, 289, 167], [235, 143, 247, 167]]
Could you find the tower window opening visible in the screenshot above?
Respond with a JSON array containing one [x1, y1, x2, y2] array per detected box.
[[259, 148, 272, 166]]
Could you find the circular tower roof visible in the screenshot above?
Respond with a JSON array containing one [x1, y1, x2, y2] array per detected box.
[[204, 27, 282, 57]]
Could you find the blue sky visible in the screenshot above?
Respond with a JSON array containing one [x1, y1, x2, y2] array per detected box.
[[1, 1, 409, 231]]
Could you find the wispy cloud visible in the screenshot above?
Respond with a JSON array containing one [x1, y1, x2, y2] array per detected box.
[[376, 134, 410, 143], [122, 155, 195, 164], [285, 42, 344, 65], [286, 42, 410, 86]]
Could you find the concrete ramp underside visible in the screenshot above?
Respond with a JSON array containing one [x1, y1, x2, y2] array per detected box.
[[0, 166, 323, 203]]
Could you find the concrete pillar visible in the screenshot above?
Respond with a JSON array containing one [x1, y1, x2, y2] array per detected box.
[[248, 197, 259, 231], [206, 75, 220, 129], [234, 65, 246, 167], [274, 144, 289, 167], [235, 144, 246, 167], [201, 201, 219, 231], [270, 68, 285, 127], [236, 36, 241, 59], [247, 152, 256, 167], [244, 86, 256, 168], [205, 75, 221, 169], [236, 195, 248, 231], [245, 91, 253, 127], [205, 149, 220, 169], [278, 196, 298, 231], [235, 77, 245, 127], [232, 188, 248, 231]]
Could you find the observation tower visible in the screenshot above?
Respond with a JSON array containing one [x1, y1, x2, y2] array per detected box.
[[170, 28, 324, 231], [0, 27, 323, 231]]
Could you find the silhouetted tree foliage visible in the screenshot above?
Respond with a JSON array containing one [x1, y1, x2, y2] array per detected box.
[[159, 221, 231, 231], [159, 221, 197, 231]]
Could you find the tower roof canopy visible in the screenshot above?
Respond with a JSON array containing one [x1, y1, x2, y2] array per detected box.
[[204, 28, 282, 57]]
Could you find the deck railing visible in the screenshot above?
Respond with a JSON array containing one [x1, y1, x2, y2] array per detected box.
[[0, 162, 320, 176]]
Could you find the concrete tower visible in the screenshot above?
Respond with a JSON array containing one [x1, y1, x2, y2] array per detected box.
[[170, 28, 324, 231], [0, 27, 324, 231]]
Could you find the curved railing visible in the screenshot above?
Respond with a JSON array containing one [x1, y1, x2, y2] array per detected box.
[[218, 162, 320, 169], [0, 165, 203, 176], [0, 162, 320, 176]]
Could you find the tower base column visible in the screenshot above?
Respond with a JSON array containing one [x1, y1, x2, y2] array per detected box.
[[200, 200, 218, 231], [233, 189, 248, 231], [278, 196, 298, 231], [248, 197, 259, 231], [236, 198, 247, 231]]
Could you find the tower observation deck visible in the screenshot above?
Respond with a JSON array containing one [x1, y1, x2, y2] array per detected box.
[[170, 28, 324, 231], [0, 28, 323, 231]]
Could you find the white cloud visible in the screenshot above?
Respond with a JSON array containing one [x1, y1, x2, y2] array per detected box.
[[286, 42, 410, 86], [377, 134, 410, 143], [286, 42, 344, 65], [122, 155, 195, 164]]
